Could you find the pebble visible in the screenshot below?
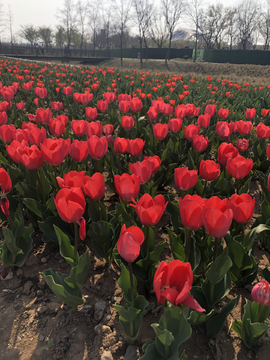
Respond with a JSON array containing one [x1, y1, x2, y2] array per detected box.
[[94, 300, 107, 321], [23, 280, 33, 295], [100, 350, 113, 360], [246, 354, 252, 359], [39, 335, 45, 342], [37, 290, 43, 297], [58, 259, 64, 264], [38, 278, 46, 289], [5, 272, 13, 280], [25, 254, 39, 267], [152, 305, 161, 314], [41, 257, 47, 263], [124, 345, 139, 360], [16, 269, 23, 277], [96, 285, 101, 291]]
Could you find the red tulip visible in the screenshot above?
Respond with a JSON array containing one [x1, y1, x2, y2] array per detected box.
[[114, 173, 140, 201], [73, 92, 81, 103], [147, 106, 158, 122], [131, 193, 168, 226], [234, 120, 253, 135], [218, 108, 229, 120], [117, 224, 144, 262], [174, 167, 198, 190], [36, 108, 52, 124], [153, 260, 205, 312], [186, 104, 196, 118], [103, 124, 114, 136], [87, 135, 108, 160], [85, 107, 98, 120], [71, 120, 88, 137], [179, 194, 204, 230], [226, 155, 253, 179], [57, 114, 68, 125], [204, 104, 216, 117], [251, 281, 270, 306], [0, 112, 7, 125], [229, 193, 255, 223], [34, 87, 47, 98], [203, 197, 233, 238], [152, 100, 165, 113], [20, 145, 43, 170], [33, 98, 39, 106], [119, 100, 131, 113], [0, 168, 12, 216], [16, 102, 25, 110], [129, 160, 152, 184], [162, 103, 173, 115], [0, 124, 15, 143], [198, 114, 210, 128], [28, 126, 46, 145], [192, 135, 209, 152], [245, 108, 256, 119], [103, 92, 116, 103], [97, 99, 108, 112], [1, 88, 14, 101], [51, 101, 63, 111], [80, 92, 93, 105], [199, 160, 220, 181], [118, 94, 131, 102], [113, 137, 129, 154], [86, 121, 103, 138], [69, 140, 89, 162], [121, 116, 134, 130], [236, 139, 249, 152], [127, 138, 145, 156], [49, 118, 66, 136], [267, 144, 270, 159], [143, 155, 161, 174], [216, 121, 233, 139], [256, 123, 270, 139], [22, 81, 33, 91], [40, 138, 70, 166], [218, 143, 239, 166], [57, 171, 85, 189], [184, 124, 200, 141], [54, 187, 85, 224], [12, 129, 29, 143], [175, 104, 187, 118], [153, 123, 169, 140], [63, 86, 73, 96], [83, 172, 105, 201], [6, 140, 28, 163], [130, 97, 143, 112], [169, 118, 183, 133]]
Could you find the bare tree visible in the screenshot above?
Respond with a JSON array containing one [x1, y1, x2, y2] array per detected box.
[[259, 0, 270, 50], [235, 0, 261, 50], [54, 25, 66, 48], [147, 8, 169, 49], [186, 0, 204, 62], [101, 2, 115, 58], [132, 0, 154, 68], [87, 1, 100, 55], [77, 0, 89, 56], [38, 26, 53, 49], [161, 0, 186, 66], [19, 25, 39, 47], [57, 0, 78, 52], [7, 5, 13, 46], [225, 7, 237, 50], [115, 0, 132, 66]]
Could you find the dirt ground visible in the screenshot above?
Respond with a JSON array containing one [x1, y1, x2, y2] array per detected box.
[[1, 59, 270, 359]]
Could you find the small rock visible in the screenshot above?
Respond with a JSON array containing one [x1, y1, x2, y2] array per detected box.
[[96, 285, 101, 291], [152, 305, 161, 314], [111, 296, 117, 303], [209, 339, 215, 347], [75, 330, 86, 341], [246, 354, 252, 359], [23, 280, 33, 295], [101, 350, 113, 360], [193, 356, 198, 359], [0, 265, 9, 278], [124, 345, 139, 360], [58, 259, 64, 264], [37, 290, 43, 297], [81, 305, 92, 313], [38, 278, 46, 289], [95, 324, 112, 335], [16, 269, 23, 277], [39, 335, 45, 342], [25, 254, 39, 267], [37, 304, 47, 314], [41, 257, 47, 263], [30, 291, 36, 299], [94, 300, 106, 321], [5, 272, 13, 280], [146, 302, 155, 312]]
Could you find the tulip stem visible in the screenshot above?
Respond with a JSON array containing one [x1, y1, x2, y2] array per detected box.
[[236, 178, 239, 194], [213, 237, 219, 262], [128, 262, 135, 338], [241, 223, 245, 244], [74, 222, 79, 259], [185, 229, 192, 262], [159, 140, 161, 156], [95, 159, 98, 173], [54, 166, 60, 189], [203, 180, 208, 197], [35, 169, 45, 203], [163, 299, 170, 358], [146, 225, 150, 256]]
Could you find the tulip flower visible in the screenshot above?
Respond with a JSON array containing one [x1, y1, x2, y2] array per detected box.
[[203, 197, 233, 239], [179, 194, 204, 231], [69, 140, 89, 162], [236, 139, 249, 152], [20, 145, 43, 170], [0, 168, 12, 217], [86, 121, 103, 138], [184, 124, 200, 141], [229, 193, 255, 224], [153, 123, 169, 140], [28, 126, 46, 145], [153, 260, 205, 312], [57, 171, 85, 190], [71, 120, 88, 137], [0, 124, 15, 143], [256, 123, 270, 139], [174, 167, 198, 191], [35, 87, 47, 98], [192, 135, 209, 152], [143, 155, 161, 174], [218, 142, 238, 166], [85, 107, 98, 120], [121, 116, 134, 130], [103, 124, 114, 136], [234, 120, 253, 135], [127, 138, 145, 156], [199, 160, 220, 181], [204, 104, 216, 117], [16, 102, 25, 110], [87, 135, 108, 160], [97, 99, 108, 112], [130, 193, 168, 226], [147, 106, 158, 122], [251, 281, 270, 306], [63, 86, 73, 96], [117, 224, 144, 262], [130, 97, 143, 112], [103, 92, 116, 103], [6, 140, 28, 163], [40, 138, 70, 166], [218, 108, 229, 120], [216, 121, 233, 139], [83, 172, 105, 201], [169, 118, 183, 133], [175, 104, 187, 118], [114, 173, 140, 201], [36, 108, 52, 124], [51, 101, 63, 111], [226, 155, 253, 179], [119, 100, 131, 113], [129, 160, 152, 184], [113, 137, 129, 154], [49, 118, 66, 136], [245, 108, 256, 119], [197, 114, 210, 128]]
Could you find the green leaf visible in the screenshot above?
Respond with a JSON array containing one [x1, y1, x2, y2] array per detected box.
[[65, 250, 90, 288], [202, 273, 231, 306], [38, 215, 73, 243], [206, 248, 232, 285], [118, 263, 138, 302], [151, 324, 175, 347], [88, 220, 114, 260], [23, 198, 44, 218], [206, 297, 238, 338], [54, 225, 79, 267], [243, 224, 270, 252]]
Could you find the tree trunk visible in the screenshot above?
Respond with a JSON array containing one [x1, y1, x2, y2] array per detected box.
[[140, 38, 143, 69], [193, 25, 198, 63], [120, 30, 123, 67], [165, 33, 172, 67]]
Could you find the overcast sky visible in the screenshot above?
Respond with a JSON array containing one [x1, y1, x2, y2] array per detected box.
[[1, 0, 242, 43]]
